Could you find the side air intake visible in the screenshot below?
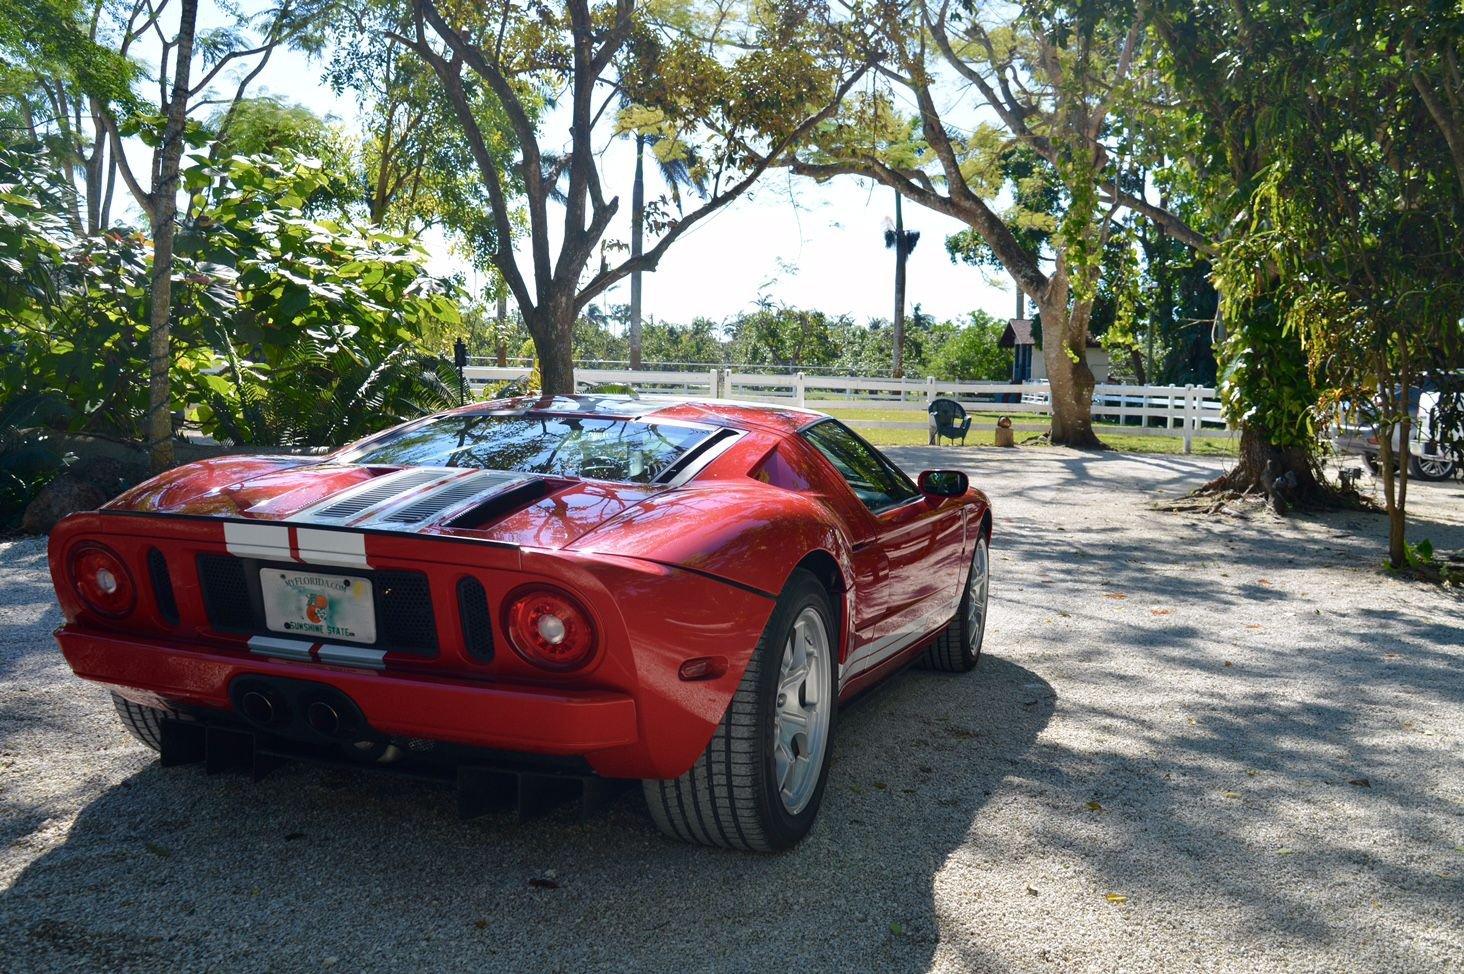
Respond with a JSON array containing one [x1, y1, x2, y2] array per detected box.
[[457, 577, 494, 662], [147, 548, 179, 625]]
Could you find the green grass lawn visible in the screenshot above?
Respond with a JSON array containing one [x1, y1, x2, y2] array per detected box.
[[818, 406, 1239, 457]]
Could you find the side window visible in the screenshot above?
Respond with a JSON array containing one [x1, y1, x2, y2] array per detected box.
[[801, 420, 919, 512]]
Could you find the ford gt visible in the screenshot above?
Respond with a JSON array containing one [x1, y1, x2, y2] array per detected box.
[[47, 395, 992, 850]]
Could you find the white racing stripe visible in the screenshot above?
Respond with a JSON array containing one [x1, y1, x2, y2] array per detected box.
[[294, 527, 370, 569], [225, 522, 291, 560]]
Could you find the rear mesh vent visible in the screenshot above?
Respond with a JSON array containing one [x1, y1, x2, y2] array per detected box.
[[377, 471, 523, 525], [311, 469, 450, 521], [457, 577, 494, 661], [147, 548, 179, 625], [197, 554, 251, 630], [376, 571, 438, 654]]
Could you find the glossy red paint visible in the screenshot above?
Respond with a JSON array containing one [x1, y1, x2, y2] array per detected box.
[[46, 396, 991, 781]]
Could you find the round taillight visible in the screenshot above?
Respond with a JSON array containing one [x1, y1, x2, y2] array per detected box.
[[504, 587, 596, 671], [69, 543, 136, 618]]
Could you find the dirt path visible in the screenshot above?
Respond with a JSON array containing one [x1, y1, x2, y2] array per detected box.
[[1, 448, 1459, 972]]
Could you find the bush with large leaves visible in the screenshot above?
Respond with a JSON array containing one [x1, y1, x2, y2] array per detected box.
[[0, 144, 464, 527], [0, 148, 197, 524], [176, 152, 464, 448]]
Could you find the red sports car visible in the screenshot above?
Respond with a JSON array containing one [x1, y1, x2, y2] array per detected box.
[[48, 395, 992, 850]]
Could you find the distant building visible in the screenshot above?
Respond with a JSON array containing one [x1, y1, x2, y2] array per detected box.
[[1000, 318, 1110, 384]]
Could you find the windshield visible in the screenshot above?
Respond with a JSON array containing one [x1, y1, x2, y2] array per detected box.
[[338, 413, 712, 484]]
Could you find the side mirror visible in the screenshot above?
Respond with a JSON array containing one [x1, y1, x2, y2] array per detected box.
[[917, 469, 969, 498]]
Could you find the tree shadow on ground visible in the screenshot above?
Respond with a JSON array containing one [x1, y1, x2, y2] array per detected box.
[[0, 657, 1054, 972]]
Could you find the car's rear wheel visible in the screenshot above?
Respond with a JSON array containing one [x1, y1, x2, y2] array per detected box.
[[112, 692, 170, 752], [642, 569, 836, 851], [922, 533, 990, 673]]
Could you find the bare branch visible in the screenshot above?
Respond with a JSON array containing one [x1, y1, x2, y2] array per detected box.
[[576, 63, 873, 308]]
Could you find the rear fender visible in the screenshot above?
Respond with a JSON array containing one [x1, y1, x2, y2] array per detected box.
[[568, 482, 855, 601]]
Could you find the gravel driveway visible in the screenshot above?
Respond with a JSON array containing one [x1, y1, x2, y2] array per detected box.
[[2, 448, 1460, 973]]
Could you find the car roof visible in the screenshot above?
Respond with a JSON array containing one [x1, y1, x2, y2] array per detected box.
[[459, 394, 826, 435]]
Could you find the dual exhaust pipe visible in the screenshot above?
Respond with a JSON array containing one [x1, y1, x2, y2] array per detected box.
[[230, 677, 367, 745], [239, 690, 344, 736]]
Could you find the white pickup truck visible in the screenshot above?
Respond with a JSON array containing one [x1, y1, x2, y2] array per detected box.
[[1332, 380, 1459, 481]]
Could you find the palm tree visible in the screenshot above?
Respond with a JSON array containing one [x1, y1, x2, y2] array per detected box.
[[629, 131, 704, 368], [884, 190, 920, 378]]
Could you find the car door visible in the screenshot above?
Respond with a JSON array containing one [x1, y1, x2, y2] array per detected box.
[[800, 421, 963, 674]]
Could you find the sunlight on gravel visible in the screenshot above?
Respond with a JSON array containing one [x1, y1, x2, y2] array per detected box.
[[1, 448, 1460, 972]]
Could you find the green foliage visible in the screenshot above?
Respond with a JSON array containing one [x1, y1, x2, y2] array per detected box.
[[0, 0, 138, 110], [208, 98, 352, 171], [1391, 537, 1463, 587], [1197, 1, 1462, 436], [173, 152, 465, 447], [726, 302, 841, 369], [0, 141, 465, 526], [925, 312, 1014, 382]]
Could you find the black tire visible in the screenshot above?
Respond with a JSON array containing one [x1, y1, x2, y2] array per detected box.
[[642, 569, 837, 852], [922, 533, 990, 673], [112, 691, 170, 752]]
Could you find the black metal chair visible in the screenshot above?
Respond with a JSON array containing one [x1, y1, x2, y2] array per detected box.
[[928, 398, 972, 445]]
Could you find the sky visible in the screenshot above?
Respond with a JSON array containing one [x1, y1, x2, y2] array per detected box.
[[145, 10, 1024, 329]]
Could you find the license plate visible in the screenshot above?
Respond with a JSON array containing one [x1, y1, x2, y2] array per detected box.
[[261, 569, 376, 643]]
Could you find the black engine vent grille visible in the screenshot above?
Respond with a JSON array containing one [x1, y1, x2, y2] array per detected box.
[[147, 548, 179, 625], [457, 577, 494, 662], [197, 554, 252, 630], [375, 571, 438, 653]]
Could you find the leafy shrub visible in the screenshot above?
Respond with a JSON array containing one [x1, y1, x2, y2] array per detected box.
[[174, 152, 464, 447]]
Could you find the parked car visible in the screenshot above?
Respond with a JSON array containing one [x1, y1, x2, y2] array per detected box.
[[1332, 380, 1459, 481], [46, 395, 992, 851]]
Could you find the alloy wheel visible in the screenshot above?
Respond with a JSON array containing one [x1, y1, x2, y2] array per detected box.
[[772, 606, 833, 815]]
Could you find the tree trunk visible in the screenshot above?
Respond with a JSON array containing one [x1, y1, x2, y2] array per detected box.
[[495, 290, 508, 367], [1204, 423, 1324, 500], [1377, 365, 1412, 568], [1043, 338, 1100, 447], [1129, 347, 1147, 385], [892, 190, 906, 379], [145, 0, 199, 473], [1036, 284, 1102, 449], [629, 134, 645, 370], [530, 301, 576, 395]]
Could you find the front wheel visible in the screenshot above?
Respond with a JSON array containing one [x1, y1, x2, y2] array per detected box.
[[922, 533, 990, 672], [643, 569, 836, 851]]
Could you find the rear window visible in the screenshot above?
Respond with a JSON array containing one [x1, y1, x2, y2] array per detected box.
[[336, 414, 711, 484]]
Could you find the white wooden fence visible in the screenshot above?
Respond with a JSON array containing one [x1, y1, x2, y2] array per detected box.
[[461, 365, 1229, 453]]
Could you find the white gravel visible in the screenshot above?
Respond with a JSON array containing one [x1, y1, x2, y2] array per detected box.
[[1, 448, 1460, 973]]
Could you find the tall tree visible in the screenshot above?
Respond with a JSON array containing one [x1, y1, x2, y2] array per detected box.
[[40, 0, 321, 470], [0, 0, 138, 232], [1210, 0, 1463, 564], [139, 0, 199, 472], [793, 0, 1160, 446], [393, 0, 869, 394]]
